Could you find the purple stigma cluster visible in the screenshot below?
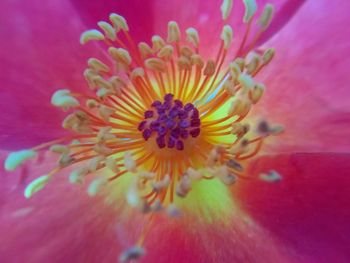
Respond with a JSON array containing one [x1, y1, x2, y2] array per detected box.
[[138, 93, 201, 151]]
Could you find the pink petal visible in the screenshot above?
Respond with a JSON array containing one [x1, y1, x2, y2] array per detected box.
[[0, 151, 126, 262], [0, 0, 100, 150], [254, 0, 350, 152], [237, 153, 350, 263]]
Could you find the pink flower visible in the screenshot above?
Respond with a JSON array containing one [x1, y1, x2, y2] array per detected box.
[[1, 0, 350, 262]]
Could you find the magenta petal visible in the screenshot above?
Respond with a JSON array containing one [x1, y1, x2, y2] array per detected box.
[[255, 0, 350, 152], [238, 153, 350, 263], [0, 0, 100, 150]]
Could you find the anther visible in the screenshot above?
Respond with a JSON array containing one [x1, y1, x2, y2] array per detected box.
[[4, 150, 37, 171], [158, 45, 174, 60], [80, 29, 105, 45], [109, 13, 129, 31], [124, 152, 137, 173], [24, 175, 51, 199], [138, 42, 154, 59], [97, 21, 117, 41], [51, 89, 79, 110], [262, 48, 275, 65], [221, 0, 233, 20], [88, 58, 110, 73], [221, 25, 233, 49], [108, 47, 132, 67], [249, 83, 264, 104], [243, 0, 257, 23], [167, 21, 181, 43], [204, 60, 216, 76], [258, 4, 274, 31], [186, 27, 199, 48], [259, 170, 282, 182], [145, 58, 167, 72], [152, 35, 166, 51]]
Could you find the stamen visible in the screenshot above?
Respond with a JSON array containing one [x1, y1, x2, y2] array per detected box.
[[221, 0, 233, 20], [4, 150, 37, 171], [80, 29, 105, 44], [243, 0, 257, 23], [258, 4, 274, 31], [24, 175, 51, 199]]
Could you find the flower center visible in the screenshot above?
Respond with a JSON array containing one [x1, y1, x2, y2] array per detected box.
[[138, 93, 200, 150]]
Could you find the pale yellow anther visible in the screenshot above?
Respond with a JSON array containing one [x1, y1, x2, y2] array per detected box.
[[258, 4, 274, 31], [223, 79, 236, 96], [69, 167, 88, 185], [80, 29, 105, 45], [256, 120, 284, 136], [238, 73, 255, 90], [249, 83, 265, 104], [152, 35, 166, 51], [86, 99, 98, 109], [229, 61, 241, 80], [83, 69, 99, 89], [259, 170, 281, 182], [124, 152, 137, 173], [246, 53, 260, 74], [98, 21, 117, 41], [145, 58, 166, 72], [4, 150, 37, 171], [218, 167, 237, 185], [138, 42, 154, 59], [24, 175, 51, 199], [99, 105, 115, 121], [49, 144, 69, 155], [204, 60, 216, 76], [88, 58, 110, 73], [176, 175, 192, 198], [105, 156, 120, 173], [138, 171, 156, 180], [151, 174, 170, 192], [88, 156, 105, 172], [87, 178, 107, 197], [96, 88, 113, 99], [221, 0, 233, 20], [191, 54, 204, 68], [206, 148, 220, 167], [228, 98, 251, 117], [231, 123, 250, 138], [93, 143, 113, 155], [177, 56, 192, 71], [109, 13, 129, 31], [51, 89, 79, 110], [97, 127, 116, 142], [157, 45, 174, 60], [108, 47, 132, 66], [234, 57, 245, 71], [59, 154, 75, 167], [109, 76, 125, 96], [186, 28, 199, 48], [167, 21, 181, 43], [93, 75, 114, 91], [262, 48, 275, 65], [119, 246, 145, 263], [243, 0, 257, 23], [180, 45, 194, 58], [186, 167, 202, 180], [221, 25, 233, 49], [131, 67, 145, 82]]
